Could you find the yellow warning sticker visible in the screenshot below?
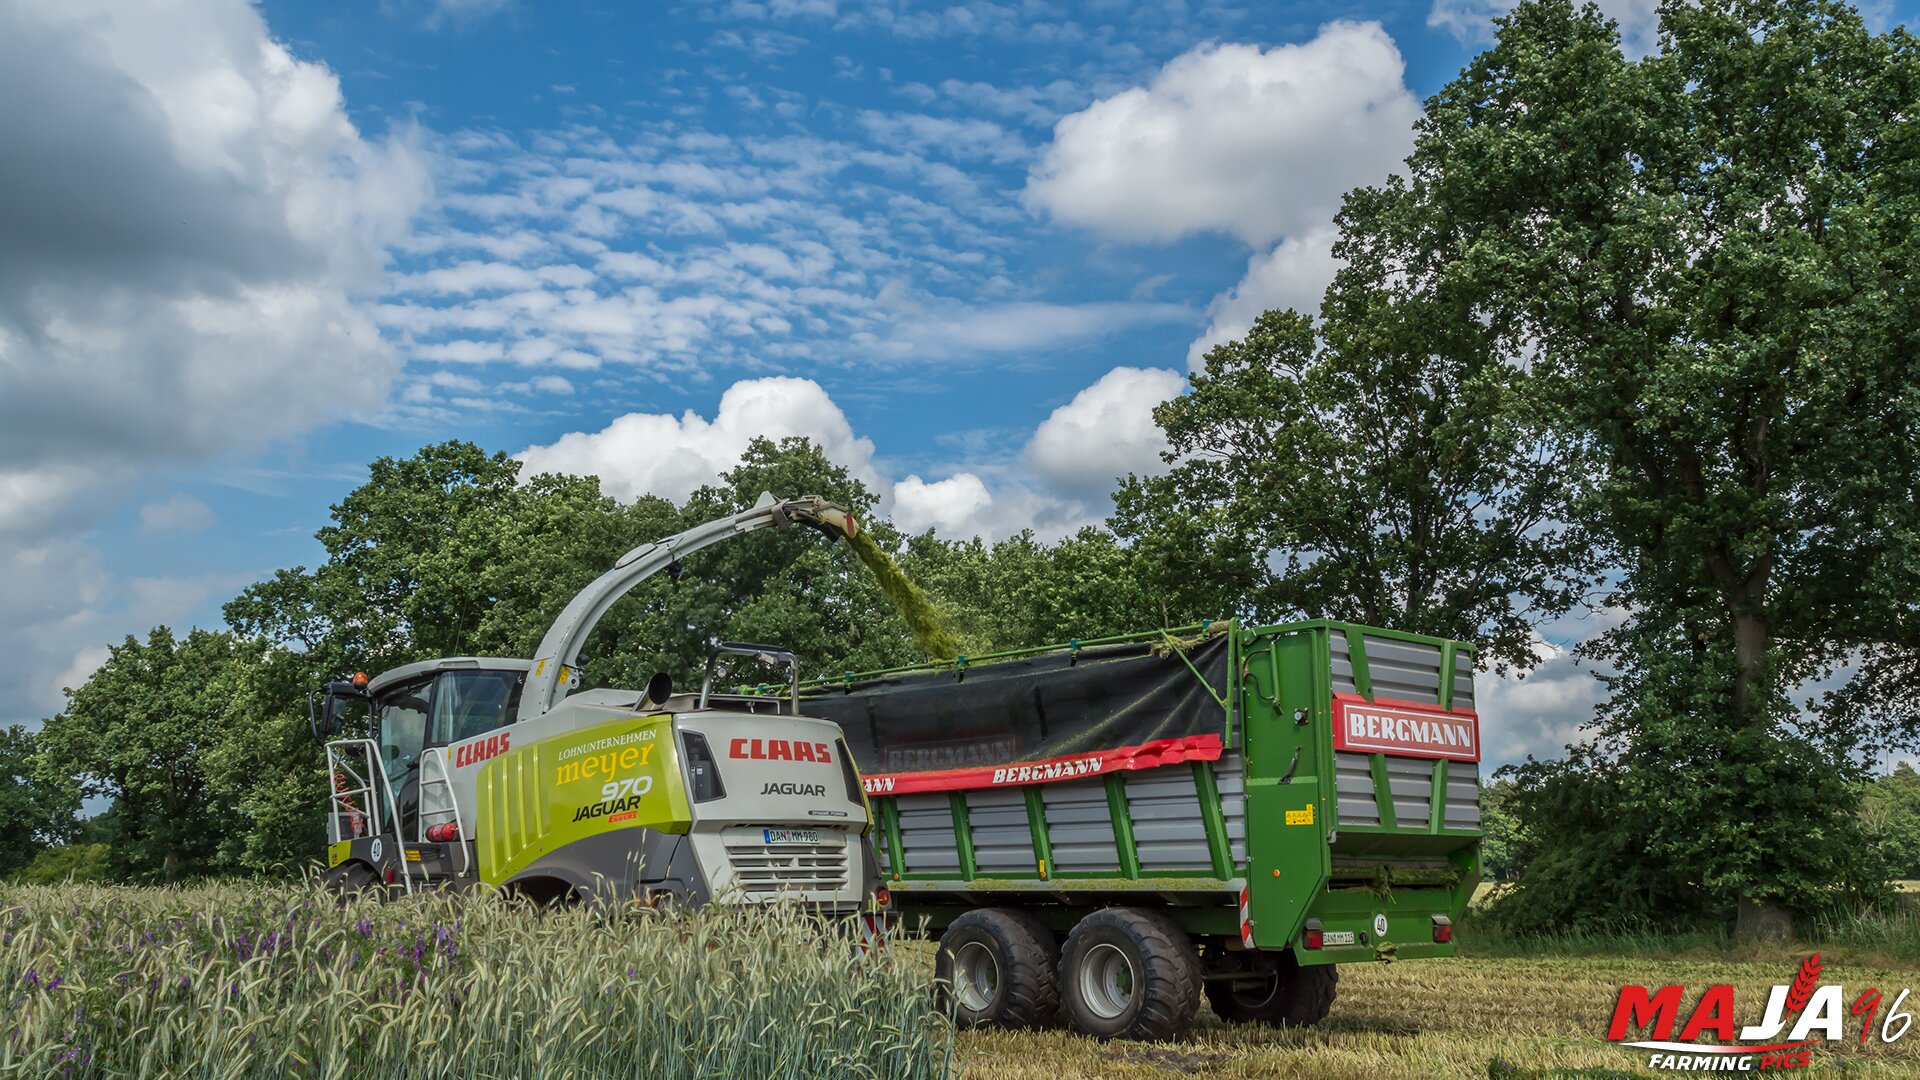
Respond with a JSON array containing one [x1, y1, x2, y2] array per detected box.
[[405, 848, 422, 862], [1286, 804, 1315, 826]]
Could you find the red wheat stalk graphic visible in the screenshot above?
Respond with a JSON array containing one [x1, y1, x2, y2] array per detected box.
[[1784, 952, 1823, 1015]]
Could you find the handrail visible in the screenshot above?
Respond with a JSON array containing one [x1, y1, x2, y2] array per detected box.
[[325, 738, 414, 894], [417, 747, 468, 877]]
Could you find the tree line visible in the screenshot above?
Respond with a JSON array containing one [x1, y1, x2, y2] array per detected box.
[[7, 0, 1918, 936]]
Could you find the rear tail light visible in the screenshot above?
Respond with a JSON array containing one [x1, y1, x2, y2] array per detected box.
[[1302, 919, 1324, 950], [836, 739, 863, 803], [425, 822, 460, 843], [681, 732, 725, 802], [1432, 915, 1453, 944], [873, 886, 891, 908]]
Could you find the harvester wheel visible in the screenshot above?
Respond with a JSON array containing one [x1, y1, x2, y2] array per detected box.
[[1058, 908, 1200, 1041], [935, 908, 1059, 1030], [1204, 952, 1338, 1027]]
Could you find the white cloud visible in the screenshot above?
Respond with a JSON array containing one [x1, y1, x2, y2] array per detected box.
[[138, 494, 215, 533], [54, 645, 113, 705], [0, 0, 429, 522], [1024, 23, 1420, 247], [1185, 226, 1340, 368], [1024, 367, 1185, 498], [1024, 23, 1418, 375], [516, 367, 1182, 544], [892, 473, 994, 535], [532, 375, 575, 395], [1428, 0, 1661, 56], [516, 376, 880, 502]]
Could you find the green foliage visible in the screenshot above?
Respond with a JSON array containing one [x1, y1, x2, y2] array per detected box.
[[1477, 780, 1524, 883], [1864, 763, 1920, 879], [1112, 285, 1592, 675], [33, 629, 257, 882], [0, 725, 78, 877], [0, 882, 951, 1078], [1361, 0, 1920, 929], [11, 843, 109, 885], [900, 526, 1159, 654]]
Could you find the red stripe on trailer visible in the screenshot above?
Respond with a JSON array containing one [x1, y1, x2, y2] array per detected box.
[[1330, 693, 1480, 762], [858, 734, 1224, 795], [1239, 885, 1254, 947]]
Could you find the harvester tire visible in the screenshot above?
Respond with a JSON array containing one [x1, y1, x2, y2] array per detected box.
[[1204, 953, 1338, 1028], [935, 908, 1059, 1030], [1058, 908, 1200, 1041]]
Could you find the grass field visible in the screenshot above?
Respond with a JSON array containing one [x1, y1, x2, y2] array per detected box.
[[5, 882, 1916, 1079]]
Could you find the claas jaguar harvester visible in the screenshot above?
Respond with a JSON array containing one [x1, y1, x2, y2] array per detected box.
[[311, 494, 883, 921], [803, 621, 1483, 1040]]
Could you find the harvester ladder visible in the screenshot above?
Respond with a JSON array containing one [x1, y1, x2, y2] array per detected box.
[[417, 747, 470, 878], [325, 739, 415, 894]]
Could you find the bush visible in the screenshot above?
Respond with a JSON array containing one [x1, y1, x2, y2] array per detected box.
[[10, 844, 109, 885]]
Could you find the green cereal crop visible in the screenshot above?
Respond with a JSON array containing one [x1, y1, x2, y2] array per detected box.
[[0, 882, 953, 1079]]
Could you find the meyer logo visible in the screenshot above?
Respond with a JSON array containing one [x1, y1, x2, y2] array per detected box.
[[730, 738, 832, 763], [454, 731, 510, 768], [1606, 954, 1911, 1071], [1330, 694, 1479, 761], [762, 782, 827, 796], [555, 742, 655, 786]]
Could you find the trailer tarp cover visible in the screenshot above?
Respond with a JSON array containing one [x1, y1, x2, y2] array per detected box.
[[806, 633, 1231, 777]]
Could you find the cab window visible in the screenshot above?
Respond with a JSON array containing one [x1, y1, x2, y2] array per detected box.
[[430, 670, 524, 746], [376, 680, 431, 790]]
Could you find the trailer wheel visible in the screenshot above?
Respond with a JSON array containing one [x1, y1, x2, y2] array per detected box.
[[935, 909, 1059, 1030], [1204, 953, 1338, 1027], [1058, 908, 1200, 1041]]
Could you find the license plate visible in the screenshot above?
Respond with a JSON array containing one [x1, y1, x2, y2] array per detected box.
[[763, 829, 820, 845], [1322, 931, 1357, 946]]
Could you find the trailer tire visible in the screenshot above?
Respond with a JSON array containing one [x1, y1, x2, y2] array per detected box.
[[1059, 908, 1200, 1041], [935, 909, 1060, 1030], [1204, 954, 1338, 1028]]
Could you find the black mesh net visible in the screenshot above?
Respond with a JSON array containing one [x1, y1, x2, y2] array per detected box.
[[804, 633, 1232, 776]]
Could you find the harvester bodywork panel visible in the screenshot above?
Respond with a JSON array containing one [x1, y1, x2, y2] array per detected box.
[[475, 713, 691, 886]]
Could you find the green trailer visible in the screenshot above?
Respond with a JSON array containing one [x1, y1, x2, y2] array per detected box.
[[803, 619, 1482, 1040]]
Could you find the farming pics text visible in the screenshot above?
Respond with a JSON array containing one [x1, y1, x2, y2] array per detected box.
[[3, 0, 1917, 1077]]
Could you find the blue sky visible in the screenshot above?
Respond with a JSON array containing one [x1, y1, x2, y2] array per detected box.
[[2, 0, 1911, 766]]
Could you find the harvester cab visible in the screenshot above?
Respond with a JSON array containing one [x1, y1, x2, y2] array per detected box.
[[315, 493, 884, 918]]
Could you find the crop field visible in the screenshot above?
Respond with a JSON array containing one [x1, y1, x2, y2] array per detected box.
[[1, 883, 950, 1079], [4, 883, 1916, 1079]]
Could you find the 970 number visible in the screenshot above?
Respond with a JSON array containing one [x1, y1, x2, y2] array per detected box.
[[599, 776, 653, 801]]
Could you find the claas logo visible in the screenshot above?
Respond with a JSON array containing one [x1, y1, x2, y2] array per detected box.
[[453, 732, 510, 768], [729, 737, 832, 763]]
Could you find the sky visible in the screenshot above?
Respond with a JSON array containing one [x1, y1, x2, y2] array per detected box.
[[2, 0, 1911, 769]]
